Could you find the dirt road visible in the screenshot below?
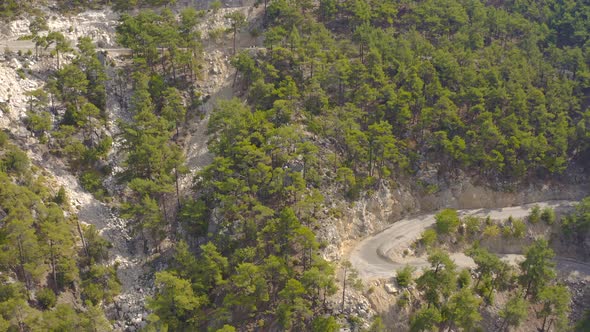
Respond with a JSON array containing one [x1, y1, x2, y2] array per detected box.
[[0, 39, 138, 56], [349, 200, 590, 280]]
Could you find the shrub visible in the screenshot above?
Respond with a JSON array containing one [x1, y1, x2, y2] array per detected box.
[[0, 131, 7, 147], [37, 288, 57, 309], [82, 265, 121, 305], [464, 216, 481, 236], [435, 209, 460, 234], [210, 0, 222, 12], [26, 111, 51, 137], [83, 224, 111, 264], [2, 148, 29, 175], [421, 229, 437, 247], [529, 205, 541, 223], [541, 207, 556, 224], [396, 265, 415, 288], [512, 219, 526, 238], [457, 269, 471, 289], [79, 171, 106, 199], [54, 186, 68, 205], [502, 225, 512, 238], [17, 68, 26, 79], [483, 224, 500, 238]]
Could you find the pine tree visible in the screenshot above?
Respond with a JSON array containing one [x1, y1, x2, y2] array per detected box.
[[148, 271, 207, 331], [537, 285, 571, 332], [499, 296, 528, 331], [225, 11, 246, 54], [46, 31, 72, 70], [519, 239, 556, 299]]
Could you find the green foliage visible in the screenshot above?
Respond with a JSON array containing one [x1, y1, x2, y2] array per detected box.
[[277, 279, 312, 330], [519, 239, 556, 299], [148, 271, 207, 331], [236, 0, 590, 182], [36, 288, 57, 309], [463, 216, 481, 237], [79, 170, 106, 198], [178, 198, 208, 236], [210, 0, 222, 12], [366, 316, 386, 332], [0, 1, 30, 18], [396, 265, 415, 288], [116, 9, 202, 83], [216, 325, 236, 332], [410, 306, 442, 332], [537, 285, 571, 331], [311, 316, 339, 332], [116, 69, 187, 246], [562, 197, 590, 241], [511, 218, 527, 238], [96, 0, 590, 329], [0, 315, 8, 331], [445, 288, 482, 331], [541, 207, 556, 225], [46, 31, 72, 69], [499, 296, 528, 331], [435, 209, 460, 235], [83, 224, 110, 264], [24, 33, 112, 183], [54, 186, 68, 205], [456, 269, 471, 289], [26, 112, 51, 137], [483, 224, 501, 238], [469, 247, 500, 282], [416, 249, 457, 308], [0, 140, 111, 329], [0, 131, 7, 147], [529, 205, 541, 223], [225, 11, 246, 54], [81, 265, 121, 305], [1, 147, 29, 175], [420, 228, 437, 247], [16, 68, 26, 79]]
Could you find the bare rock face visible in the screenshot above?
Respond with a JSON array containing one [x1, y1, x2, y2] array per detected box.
[[0, 57, 44, 131], [340, 288, 375, 326], [1, 9, 119, 47], [9, 57, 21, 69], [568, 280, 590, 324], [319, 222, 343, 262], [6, 18, 30, 36], [176, 0, 254, 9], [384, 283, 398, 295]]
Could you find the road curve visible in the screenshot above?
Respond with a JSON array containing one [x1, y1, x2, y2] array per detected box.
[[349, 200, 590, 279]]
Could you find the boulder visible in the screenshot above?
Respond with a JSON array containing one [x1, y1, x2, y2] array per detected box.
[[384, 283, 398, 294], [9, 58, 21, 70]]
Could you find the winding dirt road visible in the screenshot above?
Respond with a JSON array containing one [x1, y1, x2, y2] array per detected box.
[[350, 200, 590, 280]]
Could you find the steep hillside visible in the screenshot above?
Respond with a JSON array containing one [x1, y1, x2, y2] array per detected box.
[[0, 1, 262, 331], [0, 0, 589, 331]]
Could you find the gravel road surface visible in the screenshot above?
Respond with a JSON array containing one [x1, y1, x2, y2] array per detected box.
[[350, 200, 590, 279]]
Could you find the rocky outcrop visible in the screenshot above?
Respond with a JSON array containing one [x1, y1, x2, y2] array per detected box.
[[1, 9, 119, 47]]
